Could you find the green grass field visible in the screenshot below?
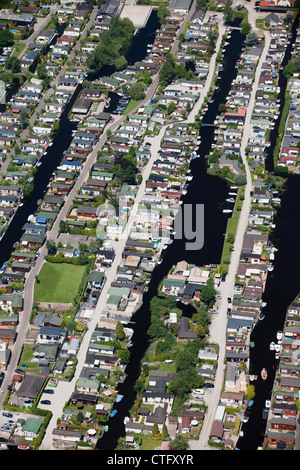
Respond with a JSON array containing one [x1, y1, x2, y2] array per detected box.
[[34, 262, 86, 304]]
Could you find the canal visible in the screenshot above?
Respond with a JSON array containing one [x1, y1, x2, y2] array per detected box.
[[237, 14, 300, 450], [0, 11, 160, 266], [97, 26, 244, 451]]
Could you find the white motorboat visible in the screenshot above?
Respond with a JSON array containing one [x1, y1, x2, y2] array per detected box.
[[276, 331, 283, 341], [270, 342, 275, 351]]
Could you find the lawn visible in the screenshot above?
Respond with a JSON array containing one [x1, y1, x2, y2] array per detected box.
[[34, 262, 86, 304]]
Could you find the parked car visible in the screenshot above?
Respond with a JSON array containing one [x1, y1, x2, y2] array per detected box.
[[2, 412, 13, 418], [40, 400, 51, 405], [227, 297, 231, 303], [43, 389, 54, 394], [204, 383, 214, 388]]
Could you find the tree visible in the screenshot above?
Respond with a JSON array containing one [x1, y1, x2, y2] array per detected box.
[[169, 435, 189, 450], [151, 422, 161, 440], [200, 276, 216, 306], [37, 63, 48, 80], [246, 31, 258, 46], [157, 5, 170, 25], [159, 54, 176, 87], [166, 101, 176, 115], [223, 5, 234, 25], [0, 29, 14, 48], [161, 424, 168, 440], [115, 321, 125, 340], [240, 19, 251, 36], [5, 56, 21, 73], [115, 55, 128, 70], [234, 174, 247, 186], [118, 348, 130, 364], [128, 81, 145, 101], [46, 240, 57, 256]]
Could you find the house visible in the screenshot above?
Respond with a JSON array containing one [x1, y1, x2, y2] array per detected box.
[[37, 327, 67, 345], [52, 428, 83, 446], [177, 317, 197, 341], [210, 420, 224, 441], [169, 0, 193, 13], [17, 374, 46, 400], [72, 98, 92, 115], [87, 271, 105, 290], [22, 418, 43, 441]]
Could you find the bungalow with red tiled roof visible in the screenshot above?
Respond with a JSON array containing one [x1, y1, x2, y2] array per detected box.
[[224, 108, 246, 124]]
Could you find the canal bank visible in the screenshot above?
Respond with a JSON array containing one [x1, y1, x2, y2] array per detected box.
[[96, 25, 245, 451], [236, 14, 300, 451]]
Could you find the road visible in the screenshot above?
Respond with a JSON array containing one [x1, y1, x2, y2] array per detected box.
[[189, 19, 271, 450]]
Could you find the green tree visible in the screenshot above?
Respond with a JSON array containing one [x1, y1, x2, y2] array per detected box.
[[151, 422, 161, 440], [157, 5, 170, 25], [115, 321, 125, 340], [246, 31, 258, 46], [240, 19, 251, 36], [5, 56, 21, 73], [169, 435, 189, 450], [223, 5, 234, 25], [0, 29, 14, 48], [161, 424, 168, 440], [159, 54, 176, 87], [46, 240, 57, 256], [128, 81, 145, 101], [166, 101, 176, 115], [200, 276, 216, 306]]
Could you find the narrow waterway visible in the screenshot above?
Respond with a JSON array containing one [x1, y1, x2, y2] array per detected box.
[[97, 26, 244, 451], [0, 11, 160, 266], [237, 15, 300, 450]]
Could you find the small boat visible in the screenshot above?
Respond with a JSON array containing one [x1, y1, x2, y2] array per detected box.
[[37, 199, 42, 205], [116, 394, 124, 403], [248, 399, 254, 407], [267, 265, 274, 271], [262, 408, 269, 419], [270, 342, 275, 351], [110, 410, 117, 418], [250, 341, 255, 348], [261, 368, 267, 380], [259, 313, 265, 321], [36, 162, 42, 167], [249, 375, 258, 381], [276, 331, 283, 341], [243, 416, 249, 423], [223, 209, 232, 213], [265, 400, 271, 408], [225, 198, 235, 203], [274, 344, 281, 353], [104, 425, 109, 432]]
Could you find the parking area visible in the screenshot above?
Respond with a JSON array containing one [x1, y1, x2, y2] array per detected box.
[[0, 410, 33, 441]]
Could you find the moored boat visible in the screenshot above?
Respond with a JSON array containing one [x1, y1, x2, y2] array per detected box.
[[261, 368, 267, 380]]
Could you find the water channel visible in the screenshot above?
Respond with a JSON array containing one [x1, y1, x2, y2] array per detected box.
[[97, 25, 244, 451], [237, 14, 300, 450]]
